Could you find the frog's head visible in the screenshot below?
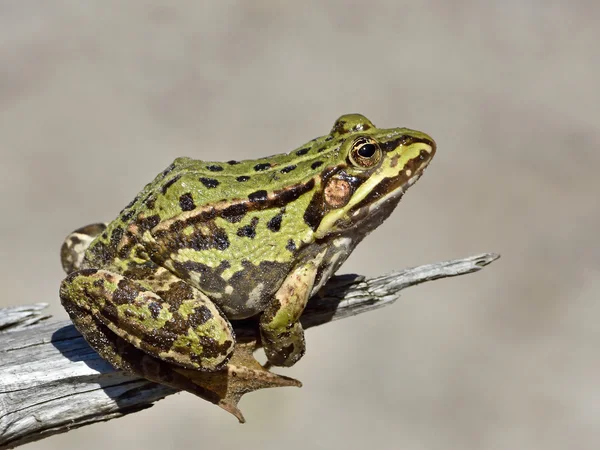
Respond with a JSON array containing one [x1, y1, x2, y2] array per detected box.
[[311, 114, 436, 239]]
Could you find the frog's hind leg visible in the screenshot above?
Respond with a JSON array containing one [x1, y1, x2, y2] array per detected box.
[[63, 293, 301, 423], [60, 223, 108, 274], [60, 265, 235, 371], [60, 297, 246, 420]]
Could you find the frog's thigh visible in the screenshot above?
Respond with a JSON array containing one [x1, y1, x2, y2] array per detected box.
[[60, 268, 235, 371], [259, 253, 325, 367]]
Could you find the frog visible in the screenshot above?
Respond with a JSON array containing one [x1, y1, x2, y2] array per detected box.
[[59, 113, 436, 376]]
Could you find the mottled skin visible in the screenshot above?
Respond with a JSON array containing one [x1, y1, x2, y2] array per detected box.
[[60, 114, 436, 372]]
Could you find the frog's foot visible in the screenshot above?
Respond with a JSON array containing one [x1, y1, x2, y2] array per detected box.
[[260, 321, 306, 367], [175, 339, 302, 422], [60, 223, 108, 274], [60, 268, 235, 371]]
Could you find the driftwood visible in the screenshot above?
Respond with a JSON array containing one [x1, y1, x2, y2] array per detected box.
[[0, 253, 499, 449]]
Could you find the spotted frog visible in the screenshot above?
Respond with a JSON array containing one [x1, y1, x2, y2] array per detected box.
[[60, 114, 435, 375]]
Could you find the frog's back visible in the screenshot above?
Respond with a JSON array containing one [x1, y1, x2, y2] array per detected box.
[[80, 138, 344, 318], [135, 136, 342, 221]]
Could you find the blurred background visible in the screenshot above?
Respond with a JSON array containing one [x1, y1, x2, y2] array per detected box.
[[1, 1, 599, 449]]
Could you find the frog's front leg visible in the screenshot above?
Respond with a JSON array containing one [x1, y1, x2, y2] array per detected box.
[[260, 251, 326, 367], [60, 268, 235, 371]]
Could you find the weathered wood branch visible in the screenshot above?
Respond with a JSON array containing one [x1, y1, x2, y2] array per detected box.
[[0, 253, 499, 449], [0, 304, 51, 332]]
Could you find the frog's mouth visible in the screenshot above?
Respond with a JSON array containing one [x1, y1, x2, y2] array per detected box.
[[352, 170, 424, 218], [346, 169, 427, 232]]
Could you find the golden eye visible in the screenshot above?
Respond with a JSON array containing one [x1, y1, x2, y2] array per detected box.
[[349, 137, 382, 168]]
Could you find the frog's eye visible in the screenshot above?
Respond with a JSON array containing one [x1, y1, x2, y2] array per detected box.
[[349, 137, 382, 168]]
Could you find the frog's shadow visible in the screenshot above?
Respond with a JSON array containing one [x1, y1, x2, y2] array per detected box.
[[301, 273, 363, 329], [50, 324, 177, 409], [51, 324, 114, 371]]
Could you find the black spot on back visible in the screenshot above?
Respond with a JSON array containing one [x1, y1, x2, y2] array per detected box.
[[237, 225, 256, 239], [185, 227, 230, 251], [286, 239, 297, 252], [248, 190, 268, 202], [271, 179, 315, 207], [221, 203, 248, 223], [311, 161, 324, 170], [199, 177, 220, 189], [267, 211, 283, 232], [236, 175, 250, 182], [214, 230, 230, 250], [179, 193, 196, 211], [123, 196, 139, 211], [237, 217, 259, 239], [139, 214, 161, 231], [296, 147, 310, 156], [143, 195, 156, 210], [227, 160, 240, 165], [162, 174, 183, 194], [160, 163, 177, 178], [254, 163, 271, 172], [110, 227, 124, 249], [280, 165, 296, 174], [120, 210, 135, 222], [206, 165, 224, 172]]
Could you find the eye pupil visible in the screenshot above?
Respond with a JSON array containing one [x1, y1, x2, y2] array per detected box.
[[349, 137, 381, 168], [357, 143, 376, 158]]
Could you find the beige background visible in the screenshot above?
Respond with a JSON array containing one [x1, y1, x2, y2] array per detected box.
[[1, 1, 599, 449]]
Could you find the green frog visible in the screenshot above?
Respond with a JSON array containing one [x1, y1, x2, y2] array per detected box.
[[60, 113, 435, 376]]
